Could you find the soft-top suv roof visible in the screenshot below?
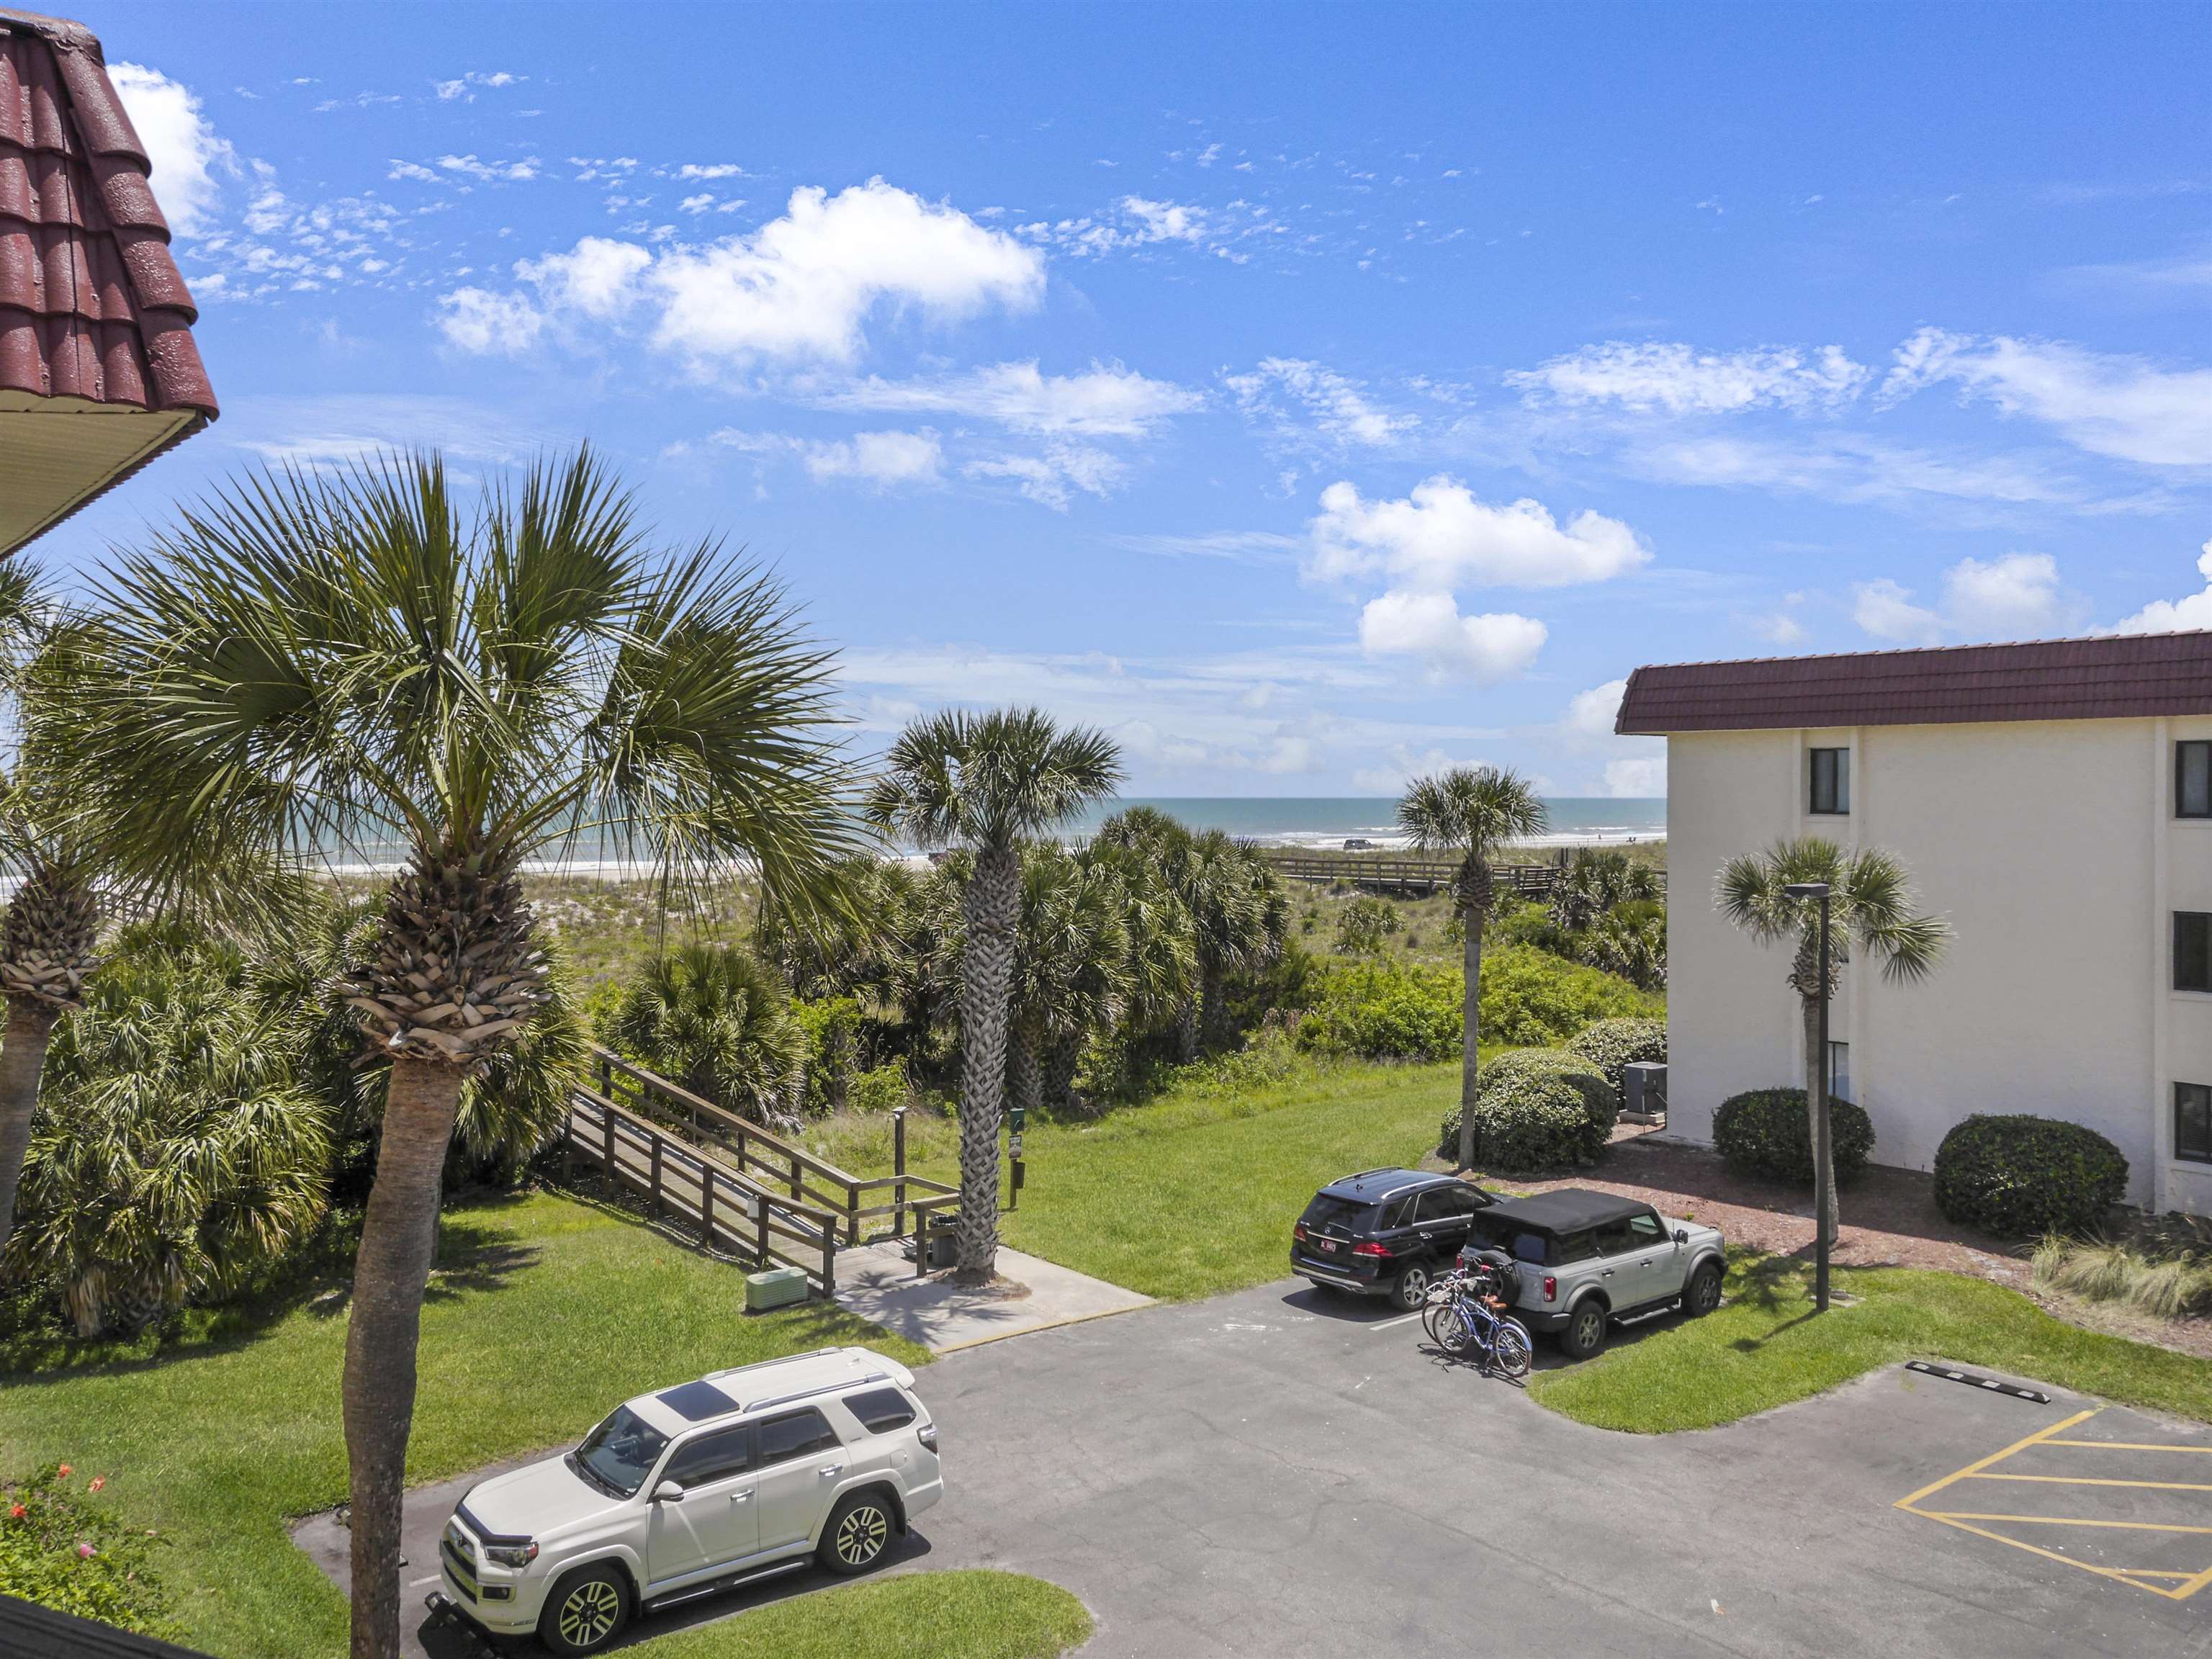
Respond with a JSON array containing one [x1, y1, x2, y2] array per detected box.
[[1475, 1188, 1652, 1236], [1317, 1167, 1448, 1205], [623, 1346, 916, 1438]]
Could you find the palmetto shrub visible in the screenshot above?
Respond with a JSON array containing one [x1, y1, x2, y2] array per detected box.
[[1331, 896, 1401, 956], [1437, 1048, 1617, 1172], [1713, 1087, 1875, 1187], [5, 927, 333, 1337], [1565, 1017, 1667, 1107], [608, 943, 806, 1128], [1934, 1114, 2128, 1239]]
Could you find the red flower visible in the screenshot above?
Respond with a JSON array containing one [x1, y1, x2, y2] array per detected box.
[[88, 1476, 105, 1493], [7, 1503, 24, 1520], [76, 1542, 94, 1560], [55, 1464, 71, 1478]]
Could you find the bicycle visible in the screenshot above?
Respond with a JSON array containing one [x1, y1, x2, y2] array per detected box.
[[1429, 1277, 1534, 1380]]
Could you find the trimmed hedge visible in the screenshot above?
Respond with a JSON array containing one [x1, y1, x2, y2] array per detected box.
[[1438, 1048, 1618, 1172], [1934, 1114, 2128, 1240], [1565, 1016, 1666, 1107], [1712, 1087, 1876, 1187]]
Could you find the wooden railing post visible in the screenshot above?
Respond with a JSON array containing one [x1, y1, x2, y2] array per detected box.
[[602, 1105, 616, 1188], [820, 1215, 836, 1296], [893, 1107, 908, 1239], [756, 1196, 769, 1269], [845, 1185, 860, 1246], [649, 1136, 663, 1220], [700, 1170, 715, 1252]]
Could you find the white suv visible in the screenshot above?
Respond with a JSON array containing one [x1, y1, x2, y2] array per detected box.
[[434, 1346, 941, 1654]]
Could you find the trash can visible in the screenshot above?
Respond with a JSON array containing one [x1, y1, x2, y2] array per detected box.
[[922, 1215, 958, 1271]]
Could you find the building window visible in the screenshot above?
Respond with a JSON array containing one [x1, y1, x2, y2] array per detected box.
[[1809, 747, 1851, 815], [2180, 742, 2212, 819], [2177, 913, 2212, 993], [1827, 1041, 1851, 1102], [2178, 1084, 2212, 1164]]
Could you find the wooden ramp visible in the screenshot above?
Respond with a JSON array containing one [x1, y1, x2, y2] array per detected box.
[[560, 1047, 956, 1299]]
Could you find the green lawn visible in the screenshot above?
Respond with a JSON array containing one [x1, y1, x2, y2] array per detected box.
[[807, 1058, 1465, 1303], [0, 1192, 928, 1659], [1529, 1250, 2212, 1432], [629, 1570, 1089, 1658]]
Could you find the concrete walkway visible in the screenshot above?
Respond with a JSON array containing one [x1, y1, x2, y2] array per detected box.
[[832, 1241, 1152, 1354]]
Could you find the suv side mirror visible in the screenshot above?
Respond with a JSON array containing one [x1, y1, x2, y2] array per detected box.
[[651, 1480, 686, 1504], [1673, 1228, 1689, 1246]]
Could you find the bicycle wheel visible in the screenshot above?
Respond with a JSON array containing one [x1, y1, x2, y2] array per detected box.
[[1434, 1305, 1475, 1357], [1491, 1318, 1534, 1380]]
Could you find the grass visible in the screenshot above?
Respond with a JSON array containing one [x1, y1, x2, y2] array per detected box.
[[628, 1570, 1089, 1658], [1529, 1250, 2212, 1433], [0, 1191, 927, 1659], [2031, 1221, 2212, 1319], [810, 1055, 1466, 1303]]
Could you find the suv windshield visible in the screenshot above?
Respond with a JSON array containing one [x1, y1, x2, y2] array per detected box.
[[1299, 1194, 1377, 1233], [575, 1406, 670, 1498]]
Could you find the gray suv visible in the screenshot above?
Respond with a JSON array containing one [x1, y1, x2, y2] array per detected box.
[[1462, 1188, 1725, 1361]]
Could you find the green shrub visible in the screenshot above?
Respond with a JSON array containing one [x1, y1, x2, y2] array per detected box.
[[2032, 1236, 2212, 1319], [1437, 1049, 1617, 1172], [1712, 1088, 1876, 1187], [794, 996, 866, 1114], [1477, 945, 1663, 1048], [1331, 896, 1401, 956], [847, 1064, 909, 1115], [1565, 1016, 1666, 1105], [1295, 961, 1461, 1061], [0, 1465, 174, 1637], [1934, 1115, 2128, 1239]]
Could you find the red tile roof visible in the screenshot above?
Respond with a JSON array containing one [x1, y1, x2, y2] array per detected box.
[[1615, 631, 2212, 734], [0, 6, 217, 551]]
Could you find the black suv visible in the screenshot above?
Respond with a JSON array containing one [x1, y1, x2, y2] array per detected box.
[[1291, 1168, 1496, 1310]]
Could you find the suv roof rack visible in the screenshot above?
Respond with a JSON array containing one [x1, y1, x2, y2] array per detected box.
[[746, 1371, 889, 1414], [704, 1346, 845, 1382]]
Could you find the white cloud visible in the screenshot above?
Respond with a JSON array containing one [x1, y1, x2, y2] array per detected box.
[[387, 159, 440, 183], [1851, 577, 1947, 646], [435, 153, 540, 182], [1883, 328, 2212, 467], [1357, 590, 1546, 681], [2106, 540, 2212, 635], [1559, 679, 1667, 797], [965, 443, 1125, 510], [515, 236, 652, 317], [822, 360, 1200, 437], [433, 71, 520, 101], [1507, 341, 1869, 413], [801, 429, 943, 487], [1941, 552, 2065, 637], [1633, 433, 2087, 510], [109, 62, 234, 235], [436, 287, 544, 356], [1308, 477, 1650, 590], [678, 163, 747, 180], [445, 180, 1044, 372], [1225, 359, 1413, 446], [1118, 195, 1208, 243]]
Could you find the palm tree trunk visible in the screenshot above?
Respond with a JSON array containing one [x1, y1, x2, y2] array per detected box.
[[954, 845, 1017, 1284], [0, 997, 60, 1254], [1007, 1025, 1043, 1123], [1801, 994, 1838, 1247], [1043, 1034, 1082, 1112], [1174, 992, 1198, 1062], [344, 1056, 467, 1659], [1455, 904, 1484, 1172], [1199, 960, 1227, 1054]]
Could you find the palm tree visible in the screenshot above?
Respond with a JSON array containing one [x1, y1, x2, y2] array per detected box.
[[1179, 831, 1285, 1055], [1717, 837, 1948, 1243], [1398, 766, 1548, 1172], [52, 450, 856, 1659], [866, 708, 1121, 1283], [608, 943, 808, 1128], [1006, 844, 1129, 1118]]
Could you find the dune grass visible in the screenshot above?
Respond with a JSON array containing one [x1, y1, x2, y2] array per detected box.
[[630, 1570, 1089, 1658], [1529, 1249, 2212, 1433], [0, 1192, 927, 1659]]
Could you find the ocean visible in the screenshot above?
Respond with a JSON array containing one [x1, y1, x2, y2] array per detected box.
[[1060, 797, 1666, 851]]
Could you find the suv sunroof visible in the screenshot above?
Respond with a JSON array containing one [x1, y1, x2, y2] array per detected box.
[[655, 1380, 738, 1421]]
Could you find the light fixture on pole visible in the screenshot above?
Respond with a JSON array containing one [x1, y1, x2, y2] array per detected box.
[[1783, 880, 1834, 1313]]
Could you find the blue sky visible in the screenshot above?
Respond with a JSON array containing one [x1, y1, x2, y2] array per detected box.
[[46, 1, 2212, 796]]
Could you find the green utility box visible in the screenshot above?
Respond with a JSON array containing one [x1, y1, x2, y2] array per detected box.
[[745, 1266, 809, 1311]]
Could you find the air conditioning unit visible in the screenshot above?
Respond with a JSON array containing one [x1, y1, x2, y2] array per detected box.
[[1622, 1061, 1668, 1125]]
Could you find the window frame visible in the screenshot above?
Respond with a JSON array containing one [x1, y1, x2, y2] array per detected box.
[[753, 1407, 841, 1469], [2180, 742, 2212, 821], [660, 1423, 757, 1490], [840, 1388, 918, 1435], [2175, 911, 2212, 994], [2177, 1082, 2212, 1165], [1827, 1040, 1851, 1103], [1809, 747, 1851, 817]]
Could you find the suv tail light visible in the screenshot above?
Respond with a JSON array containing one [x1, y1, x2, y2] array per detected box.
[[917, 1422, 938, 1453], [1543, 1275, 1557, 1302], [1293, 1222, 1308, 1242], [1352, 1241, 1390, 1258]]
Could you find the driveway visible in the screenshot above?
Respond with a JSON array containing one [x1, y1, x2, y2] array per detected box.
[[310, 1280, 2210, 1658]]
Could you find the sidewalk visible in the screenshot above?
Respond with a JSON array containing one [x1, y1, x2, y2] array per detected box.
[[835, 1240, 1152, 1354]]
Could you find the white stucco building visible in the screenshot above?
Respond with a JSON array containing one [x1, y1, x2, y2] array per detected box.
[[1617, 631, 2212, 1218]]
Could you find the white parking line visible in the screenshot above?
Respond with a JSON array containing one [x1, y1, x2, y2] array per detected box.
[[1369, 1310, 1425, 1331], [407, 1573, 442, 1588]]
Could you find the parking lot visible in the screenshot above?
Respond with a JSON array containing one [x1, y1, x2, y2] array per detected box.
[[323, 1278, 2210, 1658]]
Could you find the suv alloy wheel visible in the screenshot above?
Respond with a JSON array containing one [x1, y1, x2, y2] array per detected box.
[[820, 1490, 896, 1575], [1391, 1262, 1431, 1312], [539, 1563, 630, 1655], [1559, 1300, 1608, 1362]]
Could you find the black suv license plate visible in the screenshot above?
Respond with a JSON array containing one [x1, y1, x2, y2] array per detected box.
[[1317, 1238, 1338, 1252]]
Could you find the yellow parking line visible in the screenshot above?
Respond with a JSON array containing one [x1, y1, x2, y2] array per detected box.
[[1905, 1513, 2167, 1590], [2043, 1438, 2212, 1454], [1966, 1473, 2212, 1493], [1893, 1408, 2099, 1511], [1928, 1512, 2212, 1534]]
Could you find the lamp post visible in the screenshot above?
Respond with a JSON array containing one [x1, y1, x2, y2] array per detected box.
[[1784, 880, 1833, 1313]]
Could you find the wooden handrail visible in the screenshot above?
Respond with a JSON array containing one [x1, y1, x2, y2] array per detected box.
[[572, 1085, 842, 1228], [593, 1047, 874, 1190]]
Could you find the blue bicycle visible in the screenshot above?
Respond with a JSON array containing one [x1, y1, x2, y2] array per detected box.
[[1426, 1273, 1534, 1379]]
